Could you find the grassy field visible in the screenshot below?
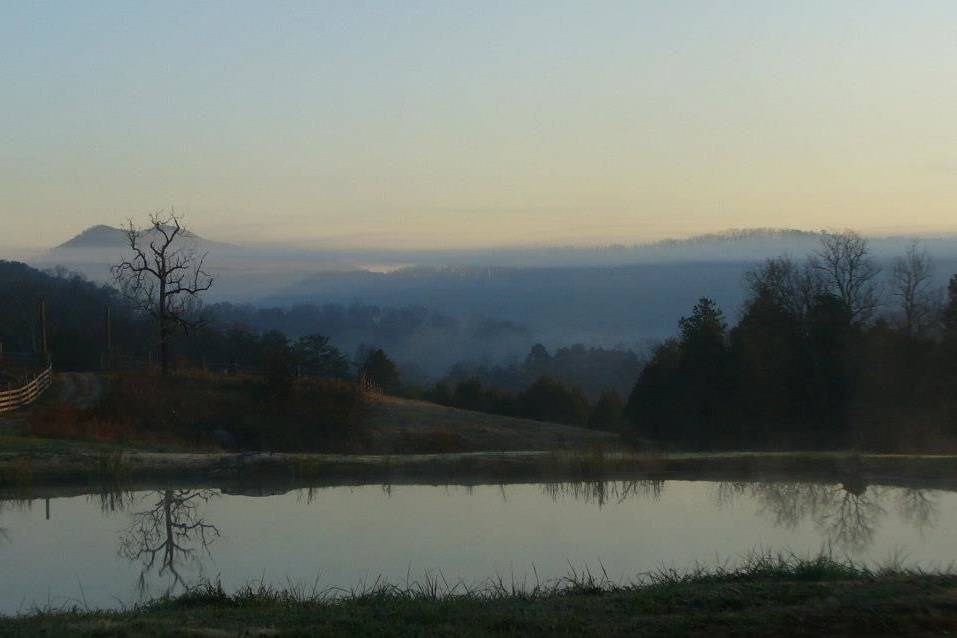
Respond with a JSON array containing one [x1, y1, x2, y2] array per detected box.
[[363, 394, 620, 453], [3, 556, 955, 636], [0, 374, 619, 454]]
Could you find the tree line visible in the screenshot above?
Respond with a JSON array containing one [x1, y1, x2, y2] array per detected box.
[[0, 257, 397, 392], [411, 345, 630, 429], [626, 231, 957, 451]]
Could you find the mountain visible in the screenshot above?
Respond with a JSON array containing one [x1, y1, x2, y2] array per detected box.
[[36, 224, 262, 301], [54, 224, 233, 251], [31, 226, 957, 346], [55, 225, 132, 250]]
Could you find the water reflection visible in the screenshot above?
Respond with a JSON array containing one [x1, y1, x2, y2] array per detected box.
[[0, 497, 38, 546], [0, 478, 944, 586], [718, 482, 941, 552], [118, 490, 220, 595], [91, 488, 137, 514], [898, 488, 939, 535], [716, 482, 886, 551], [541, 480, 664, 507], [535, 479, 939, 553]]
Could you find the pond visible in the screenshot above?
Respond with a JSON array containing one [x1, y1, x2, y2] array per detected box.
[[1, 479, 955, 614]]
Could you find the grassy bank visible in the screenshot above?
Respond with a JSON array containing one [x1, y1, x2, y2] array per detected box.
[[3, 555, 955, 636], [3, 449, 957, 491]]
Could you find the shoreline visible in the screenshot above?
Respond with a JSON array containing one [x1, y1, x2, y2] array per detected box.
[[3, 449, 957, 492]]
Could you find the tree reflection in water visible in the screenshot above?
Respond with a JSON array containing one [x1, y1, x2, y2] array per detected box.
[[536, 478, 938, 553], [715, 481, 938, 552], [542, 480, 664, 507], [0, 498, 42, 546], [119, 489, 220, 595], [897, 488, 939, 537], [90, 488, 137, 514]]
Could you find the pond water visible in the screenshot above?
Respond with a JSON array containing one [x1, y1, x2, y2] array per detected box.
[[1, 479, 956, 614]]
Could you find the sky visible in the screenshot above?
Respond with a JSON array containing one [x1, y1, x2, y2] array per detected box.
[[2, 1, 956, 250]]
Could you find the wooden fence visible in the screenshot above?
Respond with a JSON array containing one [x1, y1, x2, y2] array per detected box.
[[0, 359, 53, 414]]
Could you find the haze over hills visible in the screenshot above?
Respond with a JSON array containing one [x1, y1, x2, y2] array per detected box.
[[43, 224, 957, 269], [23, 225, 957, 378], [39, 223, 305, 302]]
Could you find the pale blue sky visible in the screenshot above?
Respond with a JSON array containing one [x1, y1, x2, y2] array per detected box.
[[2, 1, 956, 248]]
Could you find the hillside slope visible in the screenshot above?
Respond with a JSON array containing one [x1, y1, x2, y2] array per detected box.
[[362, 394, 621, 452]]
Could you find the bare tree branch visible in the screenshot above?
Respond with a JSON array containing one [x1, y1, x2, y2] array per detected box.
[[111, 210, 214, 374], [891, 240, 938, 337], [811, 230, 881, 324]]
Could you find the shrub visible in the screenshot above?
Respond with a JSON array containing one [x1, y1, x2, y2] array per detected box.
[[84, 371, 366, 452]]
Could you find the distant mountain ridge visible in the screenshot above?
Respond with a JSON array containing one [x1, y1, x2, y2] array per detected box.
[[56, 225, 133, 249], [34, 224, 957, 314], [51, 224, 957, 260], [649, 228, 821, 247], [55, 224, 228, 251]]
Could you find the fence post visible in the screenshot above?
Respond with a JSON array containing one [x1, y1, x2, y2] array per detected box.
[[0, 354, 53, 413]]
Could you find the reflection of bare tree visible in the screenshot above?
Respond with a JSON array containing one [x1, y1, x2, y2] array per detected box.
[[897, 489, 939, 537], [0, 498, 35, 515], [0, 498, 36, 545], [752, 483, 836, 531], [90, 489, 137, 514], [542, 480, 664, 507], [713, 481, 748, 508], [119, 490, 220, 595], [714, 481, 937, 553], [817, 486, 885, 551]]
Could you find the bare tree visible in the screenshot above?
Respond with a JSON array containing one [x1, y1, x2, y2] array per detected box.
[[745, 256, 824, 320], [891, 240, 937, 337], [112, 211, 213, 375], [119, 489, 220, 595], [812, 230, 881, 324]]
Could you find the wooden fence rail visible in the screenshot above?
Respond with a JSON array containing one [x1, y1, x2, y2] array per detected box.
[[0, 364, 53, 414]]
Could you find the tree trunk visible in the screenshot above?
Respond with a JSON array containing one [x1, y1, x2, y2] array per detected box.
[[159, 283, 169, 376], [160, 318, 169, 376]]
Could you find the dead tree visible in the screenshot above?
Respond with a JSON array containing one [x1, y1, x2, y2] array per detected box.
[[812, 230, 881, 324], [112, 211, 213, 375], [891, 240, 937, 337]]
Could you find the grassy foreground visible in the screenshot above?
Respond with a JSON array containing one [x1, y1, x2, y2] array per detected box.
[[4, 556, 957, 637]]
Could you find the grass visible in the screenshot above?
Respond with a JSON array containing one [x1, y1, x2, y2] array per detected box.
[[3, 554, 956, 636], [362, 394, 620, 453]]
